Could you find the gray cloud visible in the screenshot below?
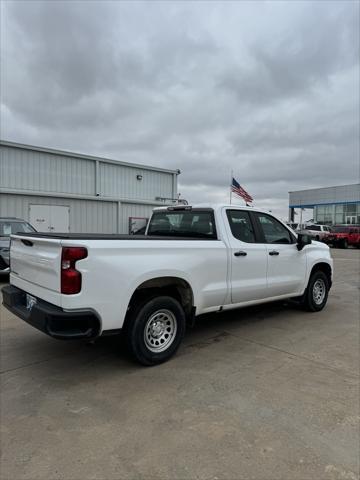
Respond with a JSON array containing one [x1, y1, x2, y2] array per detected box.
[[1, 0, 359, 219], [219, 2, 358, 106]]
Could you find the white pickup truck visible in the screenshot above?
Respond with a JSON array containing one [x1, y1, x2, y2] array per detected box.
[[2, 205, 333, 365], [303, 224, 332, 242]]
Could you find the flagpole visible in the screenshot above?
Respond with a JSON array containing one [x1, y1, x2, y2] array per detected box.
[[230, 170, 233, 204]]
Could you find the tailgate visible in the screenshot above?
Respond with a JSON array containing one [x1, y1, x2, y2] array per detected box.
[[10, 235, 62, 292]]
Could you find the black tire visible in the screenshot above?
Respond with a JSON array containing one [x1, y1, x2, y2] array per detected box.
[[125, 296, 186, 366], [342, 239, 348, 249], [301, 270, 330, 312], [315, 235, 320, 241]]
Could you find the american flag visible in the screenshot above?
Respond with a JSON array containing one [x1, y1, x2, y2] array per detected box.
[[231, 177, 253, 203]]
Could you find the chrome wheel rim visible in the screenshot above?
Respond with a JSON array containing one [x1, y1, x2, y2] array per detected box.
[[313, 279, 326, 305], [144, 309, 177, 353]]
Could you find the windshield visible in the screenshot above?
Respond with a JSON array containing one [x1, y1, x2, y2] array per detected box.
[[147, 210, 217, 239], [0, 221, 36, 236]]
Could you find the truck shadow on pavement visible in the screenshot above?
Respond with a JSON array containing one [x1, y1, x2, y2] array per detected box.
[[87, 300, 304, 365], [0, 282, 316, 375]]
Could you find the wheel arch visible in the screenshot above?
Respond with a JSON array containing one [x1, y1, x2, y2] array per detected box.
[[125, 276, 195, 325], [309, 262, 332, 288]]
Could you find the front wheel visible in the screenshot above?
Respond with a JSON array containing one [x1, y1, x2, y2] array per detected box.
[[301, 271, 330, 312], [125, 296, 186, 366]]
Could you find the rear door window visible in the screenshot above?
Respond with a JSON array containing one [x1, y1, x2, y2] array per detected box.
[[226, 210, 256, 243]]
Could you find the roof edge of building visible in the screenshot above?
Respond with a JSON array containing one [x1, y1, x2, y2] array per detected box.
[[289, 183, 360, 194], [0, 139, 180, 176]]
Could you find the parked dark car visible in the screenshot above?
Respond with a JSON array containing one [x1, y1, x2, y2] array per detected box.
[[0, 218, 36, 276]]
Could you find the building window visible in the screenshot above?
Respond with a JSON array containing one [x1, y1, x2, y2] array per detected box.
[[314, 203, 360, 225], [345, 204, 356, 214], [335, 213, 344, 224], [335, 205, 344, 213], [315, 205, 334, 224]]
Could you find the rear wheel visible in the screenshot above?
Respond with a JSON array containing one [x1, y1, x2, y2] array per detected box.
[[342, 239, 348, 249], [125, 296, 186, 366], [301, 270, 330, 312]]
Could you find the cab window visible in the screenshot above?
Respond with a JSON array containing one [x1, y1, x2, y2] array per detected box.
[[226, 210, 256, 243], [254, 213, 294, 244], [147, 210, 216, 239]]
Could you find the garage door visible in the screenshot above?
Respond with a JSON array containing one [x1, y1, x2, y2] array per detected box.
[[29, 205, 70, 233]]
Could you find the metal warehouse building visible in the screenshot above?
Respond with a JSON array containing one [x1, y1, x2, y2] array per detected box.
[[289, 183, 360, 225], [0, 141, 179, 234]]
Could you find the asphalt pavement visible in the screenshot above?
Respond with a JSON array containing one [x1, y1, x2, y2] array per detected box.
[[0, 248, 359, 480]]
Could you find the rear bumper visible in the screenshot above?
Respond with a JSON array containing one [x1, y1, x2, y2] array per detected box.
[[2, 285, 100, 340]]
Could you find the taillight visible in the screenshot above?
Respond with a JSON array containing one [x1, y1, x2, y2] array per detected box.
[[61, 247, 87, 294]]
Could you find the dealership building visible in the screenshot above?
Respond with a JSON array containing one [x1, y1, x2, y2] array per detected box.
[[0, 141, 180, 234], [289, 183, 360, 226]]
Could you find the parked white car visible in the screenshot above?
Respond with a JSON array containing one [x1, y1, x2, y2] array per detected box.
[[2, 205, 333, 365]]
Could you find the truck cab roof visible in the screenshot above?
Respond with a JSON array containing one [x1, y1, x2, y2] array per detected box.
[[153, 204, 268, 214]]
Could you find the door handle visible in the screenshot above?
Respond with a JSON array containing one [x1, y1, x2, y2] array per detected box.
[[21, 239, 33, 247], [234, 251, 247, 257], [269, 250, 279, 256]]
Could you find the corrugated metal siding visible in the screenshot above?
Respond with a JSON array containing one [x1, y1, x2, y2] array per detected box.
[[0, 144, 177, 234], [289, 184, 360, 206], [99, 163, 174, 201], [119, 203, 156, 233], [0, 144, 176, 202], [0, 194, 118, 233], [0, 146, 95, 195]]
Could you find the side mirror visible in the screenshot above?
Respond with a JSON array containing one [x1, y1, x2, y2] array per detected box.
[[297, 233, 312, 251]]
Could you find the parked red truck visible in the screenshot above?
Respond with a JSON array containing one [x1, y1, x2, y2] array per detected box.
[[326, 226, 360, 249]]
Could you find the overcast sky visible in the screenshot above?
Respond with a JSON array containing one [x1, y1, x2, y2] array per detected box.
[[1, 0, 359, 218]]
